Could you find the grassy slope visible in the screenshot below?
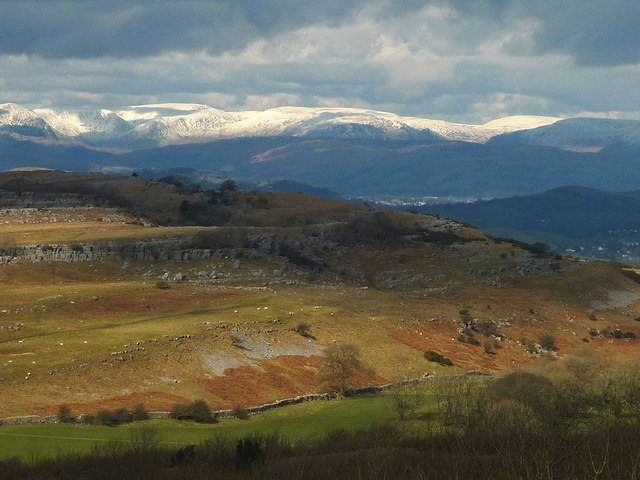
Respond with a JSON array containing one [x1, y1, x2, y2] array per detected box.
[[0, 394, 392, 461], [0, 173, 639, 421], [2, 235, 639, 418]]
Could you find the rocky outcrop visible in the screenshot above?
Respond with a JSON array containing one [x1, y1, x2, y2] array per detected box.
[[0, 241, 228, 264]]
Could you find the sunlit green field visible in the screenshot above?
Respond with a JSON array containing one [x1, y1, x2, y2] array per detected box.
[[0, 394, 398, 461]]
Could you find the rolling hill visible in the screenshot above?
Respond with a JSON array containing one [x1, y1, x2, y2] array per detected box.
[[418, 186, 640, 265], [3, 134, 640, 200], [0, 102, 639, 202], [0, 171, 639, 419], [488, 117, 640, 151]]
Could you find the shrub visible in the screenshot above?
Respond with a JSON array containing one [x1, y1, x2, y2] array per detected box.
[[158, 174, 185, 187], [220, 179, 236, 192], [459, 311, 475, 327], [230, 333, 246, 348], [156, 280, 171, 290], [539, 334, 557, 351], [588, 329, 598, 337], [56, 404, 73, 423], [179, 197, 233, 225], [233, 405, 250, 420], [613, 329, 624, 339], [81, 414, 96, 425], [335, 211, 403, 245], [459, 333, 481, 346], [278, 242, 325, 271], [521, 338, 537, 354], [190, 400, 215, 423], [476, 319, 498, 337], [131, 404, 148, 421], [173, 445, 196, 466], [129, 425, 158, 453], [235, 437, 264, 470], [530, 242, 552, 256], [392, 382, 424, 422], [487, 371, 561, 423], [113, 407, 132, 424], [169, 403, 189, 420], [294, 322, 312, 337], [589, 313, 598, 321], [170, 400, 216, 424], [624, 331, 636, 339], [483, 340, 493, 354], [96, 409, 120, 426], [424, 350, 453, 366]]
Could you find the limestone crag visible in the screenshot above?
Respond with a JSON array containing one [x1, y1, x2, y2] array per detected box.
[[0, 240, 225, 264]]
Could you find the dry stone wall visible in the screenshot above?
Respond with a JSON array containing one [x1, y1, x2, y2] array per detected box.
[[0, 372, 491, 426]]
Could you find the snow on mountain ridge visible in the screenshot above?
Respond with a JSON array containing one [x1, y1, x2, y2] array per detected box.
[[1, 103, 49, 126], [0, 102, 565, 148], [34, 108, 131, 139], [481, 115, 562, 129], [0, 103, 58, 138]]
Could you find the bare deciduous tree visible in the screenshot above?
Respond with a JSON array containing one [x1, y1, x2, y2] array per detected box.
[[319, 342, 362, 394]]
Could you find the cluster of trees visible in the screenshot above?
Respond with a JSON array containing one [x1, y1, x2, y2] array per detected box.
[[169, 400, 216, 424], [20, 393, 640, 479], [57, 404, 149, 426], [16, 347, 640, 479], [432, 349, 640, 431]]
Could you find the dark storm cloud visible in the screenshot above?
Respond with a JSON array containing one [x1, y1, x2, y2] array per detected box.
[[1, 1, 638, 66], [523, 0, 640, 66], [0, 0, 367, 58], [378, 0, 640, 67], [0, 0, 638, 121]]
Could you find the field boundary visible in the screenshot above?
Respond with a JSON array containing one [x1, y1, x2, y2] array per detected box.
[[0, 371, 490, 426]]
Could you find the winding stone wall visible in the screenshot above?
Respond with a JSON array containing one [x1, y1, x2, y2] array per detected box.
[[0, 372, 491, 426]]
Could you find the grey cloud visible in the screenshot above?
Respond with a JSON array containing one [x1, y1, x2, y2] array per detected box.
[[0, 0, 638, 123], [2, 0, 638, 68], [0, 0, 368, 58], [382, 0, 640, 67], [526, 0, 640, 66]]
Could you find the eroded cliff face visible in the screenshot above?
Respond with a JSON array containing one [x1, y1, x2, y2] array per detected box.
[[0, 241, 222, 264]]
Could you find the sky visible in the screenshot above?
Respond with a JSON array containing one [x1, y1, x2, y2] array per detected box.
[[0, 0, 639, 123]]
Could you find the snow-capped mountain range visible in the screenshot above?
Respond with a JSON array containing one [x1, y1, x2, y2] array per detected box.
[[0, 102, 562, 150]]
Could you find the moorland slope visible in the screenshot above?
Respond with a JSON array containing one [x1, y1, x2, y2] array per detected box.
[[0, 171, 639, 417]]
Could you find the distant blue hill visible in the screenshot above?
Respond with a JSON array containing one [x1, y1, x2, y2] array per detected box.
[[2, 134, 640, 201], [488, 117, 640, 150], [417, 186, 640, 265]]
